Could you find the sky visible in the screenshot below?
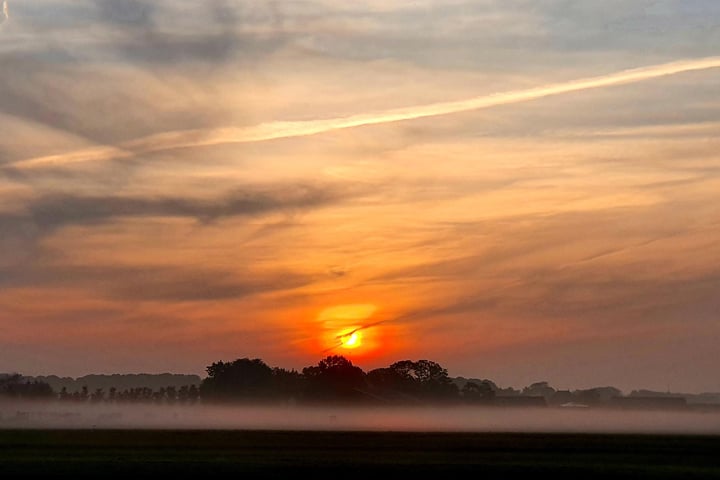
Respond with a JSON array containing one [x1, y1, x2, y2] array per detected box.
[[0, 0, 719, 394]]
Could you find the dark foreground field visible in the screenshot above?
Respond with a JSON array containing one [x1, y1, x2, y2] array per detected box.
[[2, 429, 720, 478]]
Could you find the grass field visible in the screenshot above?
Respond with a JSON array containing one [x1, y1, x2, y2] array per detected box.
[[1, 429, 720, 478]]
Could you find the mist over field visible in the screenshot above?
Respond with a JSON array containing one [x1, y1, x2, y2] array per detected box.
[[2, 401, 719, 435]]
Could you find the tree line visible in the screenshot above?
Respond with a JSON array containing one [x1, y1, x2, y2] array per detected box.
[[0, 373, 200, 404], [4, 355, 658, 407], [1, 356, 490, 406]]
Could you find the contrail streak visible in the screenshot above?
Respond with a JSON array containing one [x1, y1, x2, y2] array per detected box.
[[322, 319, 390, 353], [334, 320, 388, 341], [12, 56, 720, 170]]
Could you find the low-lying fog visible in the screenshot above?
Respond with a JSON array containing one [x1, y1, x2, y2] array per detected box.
[[2, 402, 720, 434]]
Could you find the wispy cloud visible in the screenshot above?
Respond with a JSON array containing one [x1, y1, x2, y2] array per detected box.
[[0, 182, 352, 241], [0, 264, 310, 302], [11, 55, 720, 170]]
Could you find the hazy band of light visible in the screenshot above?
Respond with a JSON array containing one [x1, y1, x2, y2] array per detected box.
[[12, 56, 720, 170]]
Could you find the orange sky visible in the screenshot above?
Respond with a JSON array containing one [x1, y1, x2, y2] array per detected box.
[[1, 1, 719, 393]]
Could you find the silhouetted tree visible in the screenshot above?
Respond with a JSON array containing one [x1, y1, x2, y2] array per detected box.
[[366, 367, 421, 403], [387, 360, 459, 403], [271, 367, 305, 404], [302, 355, 367, 404], [79, 385, 89, 402], [522, 381, 556, 400], [201, 358, 274, 402], [58, 386, 69, 401], [178, 385, 190, 404], [153, 388, 166, 404], [142, 387, 153, 402], [90, 388, 105, 403], [0, 373, 54, 399], [165, 386, 177, 404], [462, 381, 495, 404], [187, 384, 200, 404]]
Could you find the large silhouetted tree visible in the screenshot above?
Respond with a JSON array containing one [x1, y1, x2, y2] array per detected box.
[[271, 367, 305, 403], [301, 355, 368, 403], [201, 357, 274, 402], [366, 367, 421, 403], [385, 360, 459, 403], [200, 358, 304, 403]]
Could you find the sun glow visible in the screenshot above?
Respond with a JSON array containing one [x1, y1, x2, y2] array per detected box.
[[317, 303, 377, 354], [318, 304, 377, 322], [340, 331, 362, 349]]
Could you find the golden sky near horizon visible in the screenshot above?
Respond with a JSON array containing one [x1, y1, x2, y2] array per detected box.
[[1, 0, 719, 393]]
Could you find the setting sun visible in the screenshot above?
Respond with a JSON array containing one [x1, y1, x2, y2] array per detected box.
[[314, 304, 380, 356], [340, 331, 362, 349]]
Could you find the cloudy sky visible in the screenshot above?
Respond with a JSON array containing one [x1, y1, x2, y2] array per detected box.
[[1, 0, 719, 393]]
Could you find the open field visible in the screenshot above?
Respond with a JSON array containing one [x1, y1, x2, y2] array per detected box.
[[1, 429, 719, 478]]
